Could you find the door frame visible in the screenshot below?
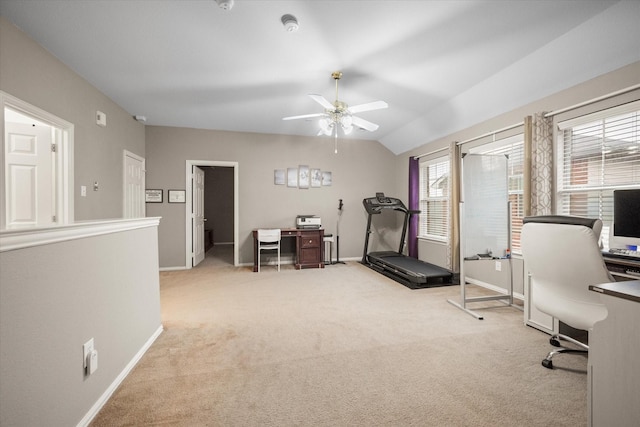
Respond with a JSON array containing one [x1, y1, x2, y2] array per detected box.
[[1, 91, 74, 229], [122, 150, 146, 218], [185, 160, 238, 268]]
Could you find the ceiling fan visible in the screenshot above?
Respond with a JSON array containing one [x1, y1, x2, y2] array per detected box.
[[283, 71, 388, 137]]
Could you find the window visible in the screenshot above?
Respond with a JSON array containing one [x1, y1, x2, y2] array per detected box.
[[419, 156, 449, 241], [558, 101, 640, 248], [471, 135, 525, 252]]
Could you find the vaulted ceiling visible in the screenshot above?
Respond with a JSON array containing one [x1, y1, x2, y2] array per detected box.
[[1, 0, 639, 154]]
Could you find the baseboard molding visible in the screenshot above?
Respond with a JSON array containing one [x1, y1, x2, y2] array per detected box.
[[159, 266, 188, 272], [77, 325, 164, 427]]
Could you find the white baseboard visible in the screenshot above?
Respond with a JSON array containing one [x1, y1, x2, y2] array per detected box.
[[77, 325, 164, 427], [159, 266, 188, 271]]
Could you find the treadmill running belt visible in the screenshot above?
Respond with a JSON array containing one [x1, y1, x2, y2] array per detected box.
[[367, 251, 453, 288]]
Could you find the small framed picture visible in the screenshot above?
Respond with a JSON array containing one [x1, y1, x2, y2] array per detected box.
[[274, 169, 285, 185], [322, 171, 332, 186], [168, 190, 186, 203], [298, 165, 309, 189], [311, 168, 322, 187], [287, 168, 298, 187], [145, 189, 163, 203]]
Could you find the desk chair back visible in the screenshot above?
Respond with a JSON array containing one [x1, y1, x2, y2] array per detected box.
[[521, 215, 612, 368], [257, 229, 281, 272]]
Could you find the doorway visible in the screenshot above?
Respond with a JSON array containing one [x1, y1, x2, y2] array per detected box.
[[1, 91, 74, 229], [185, 160, 238, 268]]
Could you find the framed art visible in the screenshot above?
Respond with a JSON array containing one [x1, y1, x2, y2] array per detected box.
[[168, 189, 186, 203], [298, 165, 309, 189], [145, 189, 163, 203], [311, 168, 322, 187], [322, 171, 332, 186], [274, 169, 285, 185], [287, 168, 298, 187]]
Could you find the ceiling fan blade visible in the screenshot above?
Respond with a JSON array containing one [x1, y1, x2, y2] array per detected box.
[[348, 100, 388, 114], [308, 94, 335, 110], [282, 113, 326, 121], [352, 116, 380, 132]]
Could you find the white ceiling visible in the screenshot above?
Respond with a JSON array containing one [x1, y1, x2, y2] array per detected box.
[[1, 0, 639, 154]]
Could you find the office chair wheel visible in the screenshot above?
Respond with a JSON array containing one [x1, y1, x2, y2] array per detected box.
[[542, 359, 554, 369], [549, 337, 561, 347]]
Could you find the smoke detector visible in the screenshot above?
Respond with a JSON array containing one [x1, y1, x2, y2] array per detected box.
[[281, 14, 299, 32], [215, 0, 234, 10]]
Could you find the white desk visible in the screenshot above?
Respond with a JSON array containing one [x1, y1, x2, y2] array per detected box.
[[588, 280, 640, 427]]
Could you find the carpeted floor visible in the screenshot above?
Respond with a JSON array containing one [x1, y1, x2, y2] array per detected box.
[[91, 250, 587, 426]]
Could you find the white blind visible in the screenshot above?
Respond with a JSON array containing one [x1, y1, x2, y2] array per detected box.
[[419, 156, 449, 241], [558, 102, 640, 247]]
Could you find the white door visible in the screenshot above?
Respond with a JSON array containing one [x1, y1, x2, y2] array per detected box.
[[123, 151, 145, 218], [4, 120, 55, 228], [192, 166, 205, 266]]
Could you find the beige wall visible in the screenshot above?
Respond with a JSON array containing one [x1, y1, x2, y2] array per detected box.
[[145, 126, 400, 268], [0, 17, 145, 221], [0, 222, 162, 427]]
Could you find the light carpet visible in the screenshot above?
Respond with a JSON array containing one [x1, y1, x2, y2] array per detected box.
[[91, 256, 586, 426]]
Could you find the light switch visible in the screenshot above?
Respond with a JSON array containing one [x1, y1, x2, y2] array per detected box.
[[81, 186, 87, 197]]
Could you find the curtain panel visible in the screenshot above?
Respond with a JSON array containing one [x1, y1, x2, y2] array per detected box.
[[408, 156, 419, 258], [448, 141, 461, 272], [524, 113, 553, 217]]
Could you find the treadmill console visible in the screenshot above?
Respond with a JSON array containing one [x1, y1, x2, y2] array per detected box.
[[363, 193, 407, 214]]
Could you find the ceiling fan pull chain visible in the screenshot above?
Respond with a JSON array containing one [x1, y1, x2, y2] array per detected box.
[[334, 129, 338, 154]]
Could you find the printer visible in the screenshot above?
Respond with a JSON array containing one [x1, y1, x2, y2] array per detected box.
[[296, 215, 321, 229]]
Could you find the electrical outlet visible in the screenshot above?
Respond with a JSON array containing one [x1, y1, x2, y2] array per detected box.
[[495, 261, 502, 272], [83, 338, 94, 374]]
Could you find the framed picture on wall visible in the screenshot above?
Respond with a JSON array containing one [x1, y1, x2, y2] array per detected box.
[[298, 165, 309, 189], [274, 169, 285, 185], [145, 189, 163, 203], [287, 168, 298, 187], [311, 168, 322, 187], [168, 190, 186, 203], [322, 171, 332, 186]]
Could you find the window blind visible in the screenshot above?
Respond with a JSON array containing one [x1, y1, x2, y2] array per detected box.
[[558, 102, 640, 248], [419, 157, 449, 241]]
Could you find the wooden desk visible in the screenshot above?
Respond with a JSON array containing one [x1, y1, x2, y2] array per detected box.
[[588, 280, 640, 427], [252, 228, 324, 272]]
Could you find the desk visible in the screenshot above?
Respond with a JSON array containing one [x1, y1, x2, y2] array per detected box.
[[588, 280, 640, 427], [602, 253, 640, 281], [252, 228, 324, 272]]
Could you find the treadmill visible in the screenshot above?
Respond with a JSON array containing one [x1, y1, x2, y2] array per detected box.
[[361, 193, 453, 288]]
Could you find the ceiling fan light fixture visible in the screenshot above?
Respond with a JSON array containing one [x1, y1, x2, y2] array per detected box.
[[319, 117, 333, 135], [215, 0, 234, 10], [281, 14, 299, 32]]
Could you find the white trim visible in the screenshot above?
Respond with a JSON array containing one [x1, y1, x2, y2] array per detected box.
[[0, 217, 161, 252], [185, 160, 239, 268], [76, 325, 163, 427], [1, 91, 75, 229]]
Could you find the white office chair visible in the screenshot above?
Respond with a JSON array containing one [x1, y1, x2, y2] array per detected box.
[[521, 215, 612, 369], [257, 229, 281, 272]]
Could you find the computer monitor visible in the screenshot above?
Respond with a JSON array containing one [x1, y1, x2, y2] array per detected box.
[[611, 189, 640, 250]]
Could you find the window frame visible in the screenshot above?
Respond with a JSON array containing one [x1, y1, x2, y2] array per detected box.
[[418, 155, 450, 243], [556, 100, 640, 249]]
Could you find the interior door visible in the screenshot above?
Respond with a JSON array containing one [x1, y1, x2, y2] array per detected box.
[[4, 120, 55, 228], [192, 165, 205, 266], [123, 151, 145, 218]]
